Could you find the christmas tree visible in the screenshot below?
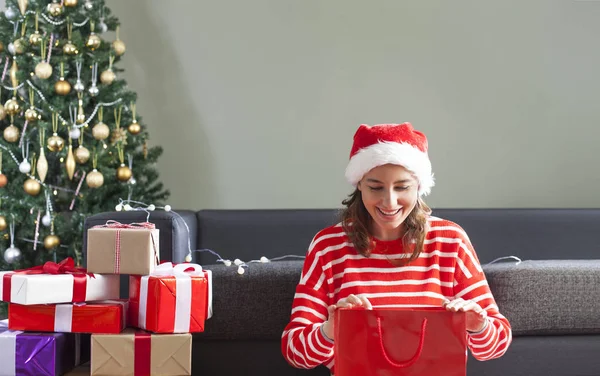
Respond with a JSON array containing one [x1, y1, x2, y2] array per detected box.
[[0, 0, 169, 317]]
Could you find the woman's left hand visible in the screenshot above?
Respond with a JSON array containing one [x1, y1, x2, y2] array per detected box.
[[443, 298, 488, 332]]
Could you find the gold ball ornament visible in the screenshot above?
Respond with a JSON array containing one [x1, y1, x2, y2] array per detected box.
[[0, 41, 3, 53], [86, 168, 104, 188], [0, 104, 5, 121], [55, 78, 71, 96], [128, 121, 141, 135], [44, 234, 61, 250], [0, 216, 6, 231], [64, 0, 78, 6], [4, 98, 20, 116], [25, 107, 40, 122], [35, 62, 53, 79], [100, 69, 115, 85], [29, 31, 43, 46], [86, 33, 101, 50], [116, 164, 132, 182], [13, 38, 26, 54], [47, 2, 63, 16], [63, 42, 78, 55], [24, 178, 41, 196], [92, 122, 110, 140], [47, 133, 65, 152], [113, 39, 126, 56], [3, 125, 20, 143], [0, 174, 7, 187], [74, 145, 90, 164]]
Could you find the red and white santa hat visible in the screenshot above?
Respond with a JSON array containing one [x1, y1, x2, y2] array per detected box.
[[344, 123, 435, 196]]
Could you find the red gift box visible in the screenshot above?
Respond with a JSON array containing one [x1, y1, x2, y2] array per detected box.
[[334, 308, 467, 376], [128, 262, 212, 333], [8, 300, 128, 334]]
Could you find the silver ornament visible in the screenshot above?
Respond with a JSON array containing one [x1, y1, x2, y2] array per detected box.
[[84, 0, 93, 10], [88, 84, 99, 96], [19, 160, 31, 174], [4, 7, 17, 20], [69, 127, 81, 139], [42, 213, 52, 227], [98, 21, 108, 33], [8, 43, 15, 55], [128, 177, 136, 185], [74, 79, 85, 92], [4, 246, 21, 264]]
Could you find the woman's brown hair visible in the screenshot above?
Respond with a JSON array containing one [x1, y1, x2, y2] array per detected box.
[[341, 188, 431, 264]]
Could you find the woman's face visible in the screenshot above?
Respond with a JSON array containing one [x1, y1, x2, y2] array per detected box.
[[358, 164, 419, 241]]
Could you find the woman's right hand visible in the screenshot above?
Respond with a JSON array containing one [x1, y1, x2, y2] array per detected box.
[[322, 294, 372, 340]]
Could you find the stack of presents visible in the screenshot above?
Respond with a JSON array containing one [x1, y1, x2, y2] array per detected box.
[[0, 221, 212, 375]]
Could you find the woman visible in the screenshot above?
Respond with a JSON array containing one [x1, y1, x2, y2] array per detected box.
[[281, 123, 511, 374]]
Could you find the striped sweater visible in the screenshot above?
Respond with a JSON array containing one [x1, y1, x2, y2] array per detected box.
[[281, 216, 512, 373]]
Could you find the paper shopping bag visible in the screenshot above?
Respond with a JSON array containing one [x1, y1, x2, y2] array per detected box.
[[334, 308, 467, 376]]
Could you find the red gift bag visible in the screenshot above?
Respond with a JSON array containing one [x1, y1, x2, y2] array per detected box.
[[334, 308, 467, 376]]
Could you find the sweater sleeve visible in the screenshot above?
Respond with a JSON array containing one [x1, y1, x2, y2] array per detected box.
[[281, 234, 334, 369], [452, 229, 512, 361]]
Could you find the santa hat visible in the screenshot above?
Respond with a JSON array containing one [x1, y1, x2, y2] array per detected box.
[[344, 123, 434, 196]]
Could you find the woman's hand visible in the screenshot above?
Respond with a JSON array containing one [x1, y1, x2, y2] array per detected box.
[[322, 294, 372, 340], [444, 298, 488, 332]]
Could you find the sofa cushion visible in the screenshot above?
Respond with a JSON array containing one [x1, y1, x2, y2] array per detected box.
[[197, 259, 600, 341], [198, 261, 303, 341], [484, 260, 600, 335]]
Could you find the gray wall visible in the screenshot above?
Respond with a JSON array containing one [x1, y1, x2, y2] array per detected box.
[[13, 1, 600, 209]]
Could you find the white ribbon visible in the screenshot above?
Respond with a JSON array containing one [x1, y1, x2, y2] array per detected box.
[[0, 320, 21, 376], [138, 262, 207, 332], [206, 269, 213, 319], [54, 304, 73, 332]]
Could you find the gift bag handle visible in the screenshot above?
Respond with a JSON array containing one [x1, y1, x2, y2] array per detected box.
[[377, 317, 428, 368]]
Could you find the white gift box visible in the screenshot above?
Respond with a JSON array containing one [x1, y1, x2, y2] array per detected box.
[[0, 272, 120, 305]]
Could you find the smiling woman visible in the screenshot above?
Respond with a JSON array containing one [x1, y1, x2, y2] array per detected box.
[[281, 123, 512, 375]]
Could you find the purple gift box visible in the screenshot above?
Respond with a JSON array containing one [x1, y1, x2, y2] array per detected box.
[[0, 320, 86, 376]]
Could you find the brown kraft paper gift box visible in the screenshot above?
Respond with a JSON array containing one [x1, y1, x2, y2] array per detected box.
[[91, 329, 192, 375], [86, 226, 160, 275]]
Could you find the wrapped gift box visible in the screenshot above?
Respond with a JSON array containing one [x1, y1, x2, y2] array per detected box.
[[128, 262, 212, 333], [91, 329, 191, 376], [1, 270, 119, 305], [86, 222, 160, 275], [8, 300, 128, 334], [0, 320, 88, 376]]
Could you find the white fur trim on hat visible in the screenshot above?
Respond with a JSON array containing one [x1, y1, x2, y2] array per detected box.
[[345, 141, 435, 196]]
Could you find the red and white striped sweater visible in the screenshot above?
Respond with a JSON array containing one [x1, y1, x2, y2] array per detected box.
[[281, 216, 512, 373]]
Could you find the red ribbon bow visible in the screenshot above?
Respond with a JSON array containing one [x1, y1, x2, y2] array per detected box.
[[16, 257, 93, 277]]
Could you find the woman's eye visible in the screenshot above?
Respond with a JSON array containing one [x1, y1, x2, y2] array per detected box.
[[396, 186, 409, 191], [368, 187, 382, 191]]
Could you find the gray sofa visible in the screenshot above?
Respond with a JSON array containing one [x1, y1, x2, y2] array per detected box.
[[83, 209, 600, 376]]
